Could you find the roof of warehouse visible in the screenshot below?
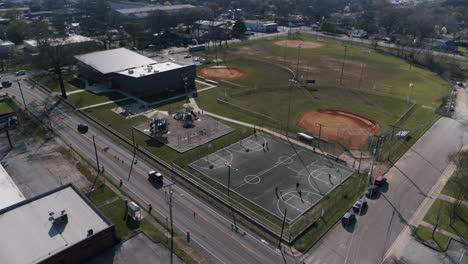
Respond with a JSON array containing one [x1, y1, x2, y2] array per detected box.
[[115, 61, 188, 77], [0, 184, 112, 264], [0, 164, 25, 210], [75, 48, 156, 74]]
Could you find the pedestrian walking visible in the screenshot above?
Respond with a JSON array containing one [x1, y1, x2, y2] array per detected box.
[[101, 166, 105, 174], [193, 211, 196, 218], [119, 179, 123, 188], [328, 174, 332, 184], [148, 203, 152, 214], [296, 182, 300, 189]]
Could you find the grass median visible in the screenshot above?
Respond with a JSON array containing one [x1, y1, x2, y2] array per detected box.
[[414, 225, 450, 251], [423, 199, 468, 240]]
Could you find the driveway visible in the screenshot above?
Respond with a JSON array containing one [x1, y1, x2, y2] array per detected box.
[[304, 117, 467, 264]]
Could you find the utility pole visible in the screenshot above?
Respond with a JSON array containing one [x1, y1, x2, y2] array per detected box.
[[315, 123, 325, 147], [128, 129, 137, 181], [17, 80, 27, 110], [226, 164, 238, 231], [278, 208, 287, 248], [285, 79, 297, 137], [5, 121, 12, 148], [339, 45, 348, 85], [91, 135, 101, 190], [164, 183, 176, 264]]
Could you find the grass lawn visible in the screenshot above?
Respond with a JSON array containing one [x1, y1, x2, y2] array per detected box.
[[98, 199, 195, 263], [459, 46, 468, 57], [87, 184, 117, 205], [414, 225, 450, 251], [424, 199, 468, 240], [441, 172, 468, 202], [68, 91, 126, 108], [199, 34, 449, 107], [36, 72, 85, 93], [0, 100, 14, 115], [292, 173, 367, 252]]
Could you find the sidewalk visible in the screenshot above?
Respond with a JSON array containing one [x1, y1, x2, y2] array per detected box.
[[420, 221, 466, 243], [78, 98, 130, 110], [438, 193, 468, 208]]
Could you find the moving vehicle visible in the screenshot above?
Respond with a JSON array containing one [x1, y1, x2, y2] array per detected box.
[[15, 70, 26, 76], [342, 211, 356, 226], [352, 198, 367, 212], [77, 123, 88, 133], [184, 54, 192, 58], [148, 170, 163, 183], [365, 185, 379, 198]]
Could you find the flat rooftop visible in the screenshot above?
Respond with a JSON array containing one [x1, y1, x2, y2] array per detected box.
[[115, 61, 188, 77], [0, 164, 25, 210], [0, 184, 112, 264], [75, 48, 156, 74], [24, 34, 96, 47]]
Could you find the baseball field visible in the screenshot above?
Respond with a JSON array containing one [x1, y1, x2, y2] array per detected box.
[[196, 33, 449, 149]]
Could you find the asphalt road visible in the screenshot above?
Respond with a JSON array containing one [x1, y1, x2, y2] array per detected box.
[[304, 116, 467, 264], [1, 74, 297, 264]]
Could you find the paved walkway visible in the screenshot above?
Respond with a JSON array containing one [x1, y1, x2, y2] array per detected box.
[[438, 193, 468, 208], [66, 89, 86, 95], [420, 221, 467, 243], [78, 98, 130, 110]]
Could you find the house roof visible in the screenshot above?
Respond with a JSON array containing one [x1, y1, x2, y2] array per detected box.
[[0, 184, 112, 264], [74, 48, 156, 74]]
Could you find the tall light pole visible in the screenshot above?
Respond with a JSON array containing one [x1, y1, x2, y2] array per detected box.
[[339, 45, 348, 85], [225, 164, 238, 231], [163, 183, 176, 264]]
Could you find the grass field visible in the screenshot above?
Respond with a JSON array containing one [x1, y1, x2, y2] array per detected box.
[[36, 72, 85, 93], [441, 172, 468, 202], [423, 199, 468, 240], [68, 91, 126, 108], [0, 100, 14, 115], [414, 225, 450, 251]]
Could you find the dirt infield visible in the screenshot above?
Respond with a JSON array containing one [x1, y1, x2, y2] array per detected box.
[[274, 40, 324, 49], [297, 109, 380, 148], [197, 66, 245, 80]]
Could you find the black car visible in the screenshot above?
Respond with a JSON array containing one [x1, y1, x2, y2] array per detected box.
[[365, 185, 379, 198], [1, 81, 12, 88], [77, 124, 88, 133]]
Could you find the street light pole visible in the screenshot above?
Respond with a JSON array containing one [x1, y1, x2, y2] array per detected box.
[[226, 164, 238, 231]]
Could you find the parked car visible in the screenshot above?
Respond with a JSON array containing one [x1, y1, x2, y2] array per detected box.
[[365, 185, 380, 198], [148, 170, 163, 183], [77, 123, 88, 133], [184, 54, 192, 58], [15, 70, 26, 76], [352, 198, 367, 212], [342, 211, 356, 226], [374, 176, 387, 186], [1, 81, 12, 88], [193, 57, 200, 62]]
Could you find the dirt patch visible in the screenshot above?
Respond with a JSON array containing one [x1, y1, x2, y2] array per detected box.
[[197, 66, 246, 81], [297, 109, 380, 149], [275, 40, 324, 49]]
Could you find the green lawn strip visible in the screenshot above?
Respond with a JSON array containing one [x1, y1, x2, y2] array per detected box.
[[87, 184, 117, 205], [68, 91, 126, 108], [414, 225, 450, 251], [379, 106, 440, 162], [0, 100, 14, 115], [292, 173, 367, 252], [98, 199, 196, 264], [441, 171, 468, 202], [35, 72, 84, 92], [459, 46, 468, 56], [423, 199, 468, 240]]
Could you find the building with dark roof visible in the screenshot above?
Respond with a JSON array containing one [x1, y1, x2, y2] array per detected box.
[[75, 48, 196, 98], [0, 184, 117, 264]]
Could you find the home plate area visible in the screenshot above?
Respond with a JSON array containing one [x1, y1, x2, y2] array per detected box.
[[189, 132, 354, 223]]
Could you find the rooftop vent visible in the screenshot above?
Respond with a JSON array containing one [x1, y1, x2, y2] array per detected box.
[[128, 69, 134, 74], [51, 210, 68, 226], [87, 229, 94, 236]]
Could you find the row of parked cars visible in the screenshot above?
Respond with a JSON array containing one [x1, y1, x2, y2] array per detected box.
[[341, 176, 387, 227]]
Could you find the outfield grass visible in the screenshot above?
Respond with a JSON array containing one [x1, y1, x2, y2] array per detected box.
[[199, 34, 449, 107], [68, 91, 126, 108], [414, 225, 450, 251], [0, 100, 14, 115], [442, 172, 468, 202], [459, 46, 468, 57], [36, 72, 85, 93], [423, 199, 468, 240]]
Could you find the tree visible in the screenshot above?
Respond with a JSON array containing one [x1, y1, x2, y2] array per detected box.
[[231, 19, 246, 38], [6, 19, 30, 44], [320, 20, 336, 33], [123, 21, 143, 47]]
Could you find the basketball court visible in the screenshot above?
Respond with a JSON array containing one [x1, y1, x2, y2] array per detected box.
[[189, 132, 354, 223]]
